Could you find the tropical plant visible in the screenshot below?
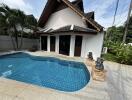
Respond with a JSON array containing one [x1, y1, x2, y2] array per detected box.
[[26, 15, 37, 29], [126, 15, 132, 43], [105, 16, 132, 43], [103, 41, 132, 65], [105, 26, 125, 43], [0, 4, 37, 50]]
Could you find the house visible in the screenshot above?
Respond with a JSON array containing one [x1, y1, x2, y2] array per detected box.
[[37, 0, 104, 60]]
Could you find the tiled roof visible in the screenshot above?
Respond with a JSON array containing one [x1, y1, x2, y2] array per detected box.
[[85, 12, 94, 19], [48, 25, 97, 33]]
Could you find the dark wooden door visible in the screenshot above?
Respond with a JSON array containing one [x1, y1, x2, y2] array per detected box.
[[50, 36, 56, 51], [41, 36, 47, 51], [59, 35, 71, 56], [74, 36, 82, 57]]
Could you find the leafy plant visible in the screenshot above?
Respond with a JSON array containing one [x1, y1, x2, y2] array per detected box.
[[0, 4, 37, 50], [103, 42, 132, 65]]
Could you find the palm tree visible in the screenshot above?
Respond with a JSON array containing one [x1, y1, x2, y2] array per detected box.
[[25, 14, 37, 34], [0, 4, 37, 50], [0, 4, 17, 50], [15, 10, 26, 49]]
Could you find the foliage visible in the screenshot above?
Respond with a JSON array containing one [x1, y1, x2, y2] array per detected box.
[[26, 15, 37, 28], [103, 42, 132, 65], [0, 4, 37, 50], [126, 15, 132, 43], [105, 16, 132, 43], [104, 15, 132, 65], [105, 26, 125, 43], [102, 53, 117, 62]]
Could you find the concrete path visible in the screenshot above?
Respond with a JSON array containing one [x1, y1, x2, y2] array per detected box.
[[103, 61, 132, 100]]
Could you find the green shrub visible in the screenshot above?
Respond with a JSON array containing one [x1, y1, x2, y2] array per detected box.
[[115, 45, 132, 65], [103, 41, 132, 65]]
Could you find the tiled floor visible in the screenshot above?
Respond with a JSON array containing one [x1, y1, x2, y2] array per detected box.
[[0, 51, 132, 100]]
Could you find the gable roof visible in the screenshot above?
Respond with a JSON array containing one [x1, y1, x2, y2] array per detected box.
[[38, 0, 103, 32], [71, 0, 84, 12], [38, 0, 84, 27], [38, 0, 57, 27], [85, 11, 94, 19]]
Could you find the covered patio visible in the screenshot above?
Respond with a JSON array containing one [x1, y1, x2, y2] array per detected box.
[[37, 25, 102, 59]]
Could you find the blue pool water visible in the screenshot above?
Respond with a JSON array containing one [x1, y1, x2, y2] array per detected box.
[[0, 53, 90, 92]]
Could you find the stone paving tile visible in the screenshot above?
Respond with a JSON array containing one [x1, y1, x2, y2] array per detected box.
[[0, 93, 15, 100], [13, 97, 24, 100], [0, 78, 29, 96]]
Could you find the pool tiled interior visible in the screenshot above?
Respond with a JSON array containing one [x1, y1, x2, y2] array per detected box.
[[0, 51, 132, 100]]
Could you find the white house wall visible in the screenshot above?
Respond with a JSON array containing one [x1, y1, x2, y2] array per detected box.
[[40, 32, 104, 60], [44, 8, 87, 30], [81, 32, 104, 60]]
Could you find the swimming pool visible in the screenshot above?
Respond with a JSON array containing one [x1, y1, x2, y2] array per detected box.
[[0, 52, 90, 92]]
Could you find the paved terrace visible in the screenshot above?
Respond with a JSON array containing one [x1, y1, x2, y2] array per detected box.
[[0, 51, 132, 100]]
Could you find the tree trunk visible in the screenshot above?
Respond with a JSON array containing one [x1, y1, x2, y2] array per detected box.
[[10, 33, 16, 50], [14, 26, 19, 50], [19, 27, 24, 49], [123, 0, 132, 43]]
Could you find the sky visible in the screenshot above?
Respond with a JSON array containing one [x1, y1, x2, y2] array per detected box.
[[0, 0, 131, 28]]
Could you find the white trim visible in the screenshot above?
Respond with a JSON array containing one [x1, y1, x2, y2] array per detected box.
[[70, 35, 75, 57], [55, 35, 59, 53], [40, 36, 42, 50], [81, 35, 87, 57], [47, 35, 50, 52], [70, 24, 74, 30]]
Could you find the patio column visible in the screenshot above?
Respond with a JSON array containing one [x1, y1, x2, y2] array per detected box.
[[40, 36, 41, 50], [55, 35, 59, 53], [47, 35, 50, 52], [70, 35, 75, 57], [81, 35, 87, 57]]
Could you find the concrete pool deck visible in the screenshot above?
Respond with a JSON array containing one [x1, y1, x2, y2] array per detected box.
[[0, 51, 132, 100]]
